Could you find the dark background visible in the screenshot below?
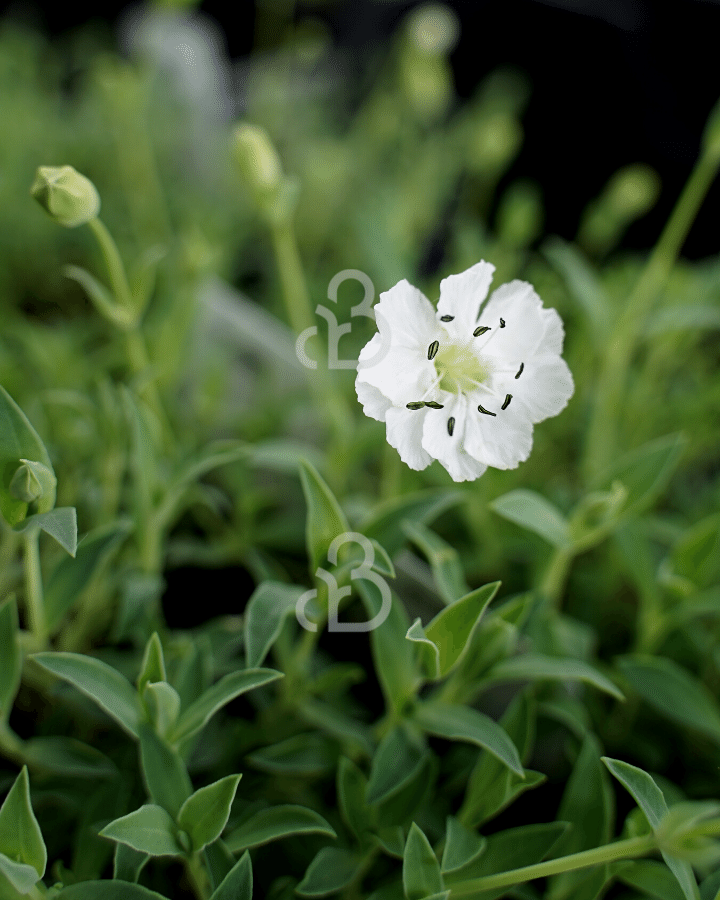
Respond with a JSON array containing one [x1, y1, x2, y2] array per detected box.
[[7, 0, 720, 257]]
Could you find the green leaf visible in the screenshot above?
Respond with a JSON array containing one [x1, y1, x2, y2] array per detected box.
[[246, 732, 336, 776], [490, 490, 571, 549], [0, 596, 21, 723], [366, 725, 425, 805], [298, 697, 374, 757], [412, 703, 523, 777], [592, 434, 686, 520], [224, 805, 336, 854], [177, 775, 241, 853], [404, 822, 444, 900], [13, 507, 77, 556], [542, 237, 610, 340], [63, 264, 133, 328], [0, 767, 47, 879], [113, 843, 149, 884], [487, 653, 625, 701], [408, 583, 500, 680], [138, 723, 192, 819], [0, 384, 55, 526], [210, 850, 252, 900], [361, 490, 463, 559], [136, 633, 166, 694], [243, 582, 308, 668], [0, 853, 42, 894], [169, 668, 283, 744], [441, 817, 486, 874], [99, 805, 182, 858], [44, 521, 130, 633], [602, 758, 700, 900], [337, 757, 375, 840], [645, 303, 720, 337], [23, 737, 116, 779], [142, 682, 181, 739], [296, 847, 363, 897], [617, 655, 720, 745], [402, 520, 469, 604], [618, 859, 686, 900], [203, 839, 236, 893], [374, 752, 437, 831], [670, 513, 720, 590], [56, 882, 170, 899], [31, 652, 143, 739], [299, 460, 349, 574]]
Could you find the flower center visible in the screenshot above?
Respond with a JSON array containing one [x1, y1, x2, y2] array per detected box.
[[434, 340, 492, 393]]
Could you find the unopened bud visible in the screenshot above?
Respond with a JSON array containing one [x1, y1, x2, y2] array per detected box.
[[31, 165, 100, 228], [9, 459, 56, 505], [232, 124, 283, 195], [605, 164, 660, 219]]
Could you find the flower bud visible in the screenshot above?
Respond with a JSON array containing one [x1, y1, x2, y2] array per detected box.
[[232, 124, 283, 196], [8, 459, 56, 505], [30, 165, 100, 228]]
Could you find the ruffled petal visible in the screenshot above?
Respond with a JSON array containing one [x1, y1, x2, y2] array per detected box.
[[357, 343, 436, 407], [355, 376, 393, 422], [474, 281, 565, 365], [491, 355, 574, 425], [437, 261, 496, 335], [375, 279, 438, 350], [421, 393, 488, 482], [385, 406, 433, 471], [463, 390, 534, 470]]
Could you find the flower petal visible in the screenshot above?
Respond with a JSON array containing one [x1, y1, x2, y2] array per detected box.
[[386, 406, 433, 471], [355, 375, 393, 422], [437, 261, 496, 334], [421, 393, 488, 482], [463, 391, 534, 470], [475, 281, 565, 364], [357, 343, 436, 406], [375, 279, 438, 350], [492, 355, 574, 424]]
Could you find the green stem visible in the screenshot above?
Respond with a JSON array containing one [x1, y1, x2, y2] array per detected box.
[[0, 528, 20, 598], [23, 530, 47, 648], [184, 852, 210, 900], [88, 217, 133, 309], [449, 833, 656, 897], [583, 148, 720, 480], [539, 546, 574, 609]]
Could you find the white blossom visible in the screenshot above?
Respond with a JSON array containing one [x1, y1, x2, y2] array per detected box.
[[355, 261, 574, 482]]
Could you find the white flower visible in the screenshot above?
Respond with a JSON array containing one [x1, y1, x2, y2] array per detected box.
[[355, 260, 574, 482]]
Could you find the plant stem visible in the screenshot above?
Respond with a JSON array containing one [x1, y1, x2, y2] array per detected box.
[[583, 147, 720, 481], [23, 530, 47, 648], [88, 217, 133, 308], [449, 833, 656, 897], [184, 853, 210, 900], [539, 546, 574, 609]]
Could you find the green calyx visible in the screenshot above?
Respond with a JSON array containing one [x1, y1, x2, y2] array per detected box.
[[30, 165, 100, 228]]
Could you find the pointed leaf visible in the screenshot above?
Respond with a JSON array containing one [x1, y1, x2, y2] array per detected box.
[[402, 520, 469, 604], [244, 582, 308, 668], [23, 737, 116, 779], [425, 582, 499, 678], [177, 775, 241, 853], [488, 653, 625, 700], [0, 596, 21, 722], [0, 767, 46, 878], [138, 723, 192, 819], [361, 490, 463, 559], [299, 460, 349, 573], [412, 703, 523, 777], [113, 843, 149, 883], [296, 847, 363, 897], [404, 823, 444, 900], [490, 490, 571, 548], [337, 757, 374, 840], [31, 652, 142, 738], [441, 817, 486, 874], [56, 882, 170, 899], [137, 633, 165, 693], [224, 805, 336, 854], [63, 265, 132, 328], [366, 725, 424, 805], [210, 850, 252, 900], [99, 805, 182, 857], [618, 859, 686, 900], [13, 507, 77, 556], [169, 668, 283, 744], [246, 732, 336, 776], [0, 853, 42, 893]]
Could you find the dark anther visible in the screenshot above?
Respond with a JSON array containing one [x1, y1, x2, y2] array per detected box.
[[477, 404, 496, 417], [501, 394, 512, 410], [473, 325, 491, 337], [406, 401, 425, 410], [440, 315, 454, 322], [447, 417, 455, 436], [428, 340, 439, 360], [500, 318, 506, 328], [425, 401, 444, 409], [515, 362, 524, 379]]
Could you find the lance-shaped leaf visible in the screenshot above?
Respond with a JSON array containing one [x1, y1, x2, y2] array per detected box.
[[402, 520, 469, 604], [602, 757, 700, 900], [0, 767, 46, 883], [487, 653, 625, 701], [0, 595, 21, 723], [296, 848, 364, 897], [136, 633, 166, 694], [366, 725, 425, 805], [412, 702, 523, 777], [243, 582, 308, 668], [404, 823, 444, 900], [441, 817, 486, 874], [406, 583, 499, 680], [13, 507, 78, 557], [299, 460, 349, 573], [490, 489, 571, 549], [99, 805, 183, 858], [56, 881, 171, 899], [210, 850, 252, 900], [31, 652, 143, 739], [113, 843, 150, 884], [177, 775, 241, 853], [361, 489, 463, 559], [168, 668, 283, 744], [338, 757, 375, 840], [138, 724, 192, 819], [224, 805, 336, 854]]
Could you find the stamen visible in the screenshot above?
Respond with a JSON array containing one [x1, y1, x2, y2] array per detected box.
[[424, 401, 444, 409], [428, 340, 439, 361], [515, 362, 524, 379], [406, 401, 425, 410], [473, 325, 491, 337], [440, 315, 454, 322], [500, 318, 506, 328], [477, 404, 496, 417], [501, 394, 512, 410], [447, 417, 455, 436]]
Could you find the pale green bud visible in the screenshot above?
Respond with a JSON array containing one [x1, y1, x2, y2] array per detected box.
[[605, 164, 660, 219], [8, 459, 56, 505], [496, 180, 543, 248], [468, 113, 523, 173], [30, 165, 100, 228], [232, 124, 283, 195], [407, 3, 459, 56]]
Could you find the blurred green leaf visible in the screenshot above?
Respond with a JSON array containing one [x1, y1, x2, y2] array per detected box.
[[138, 723, 192, 819], [0, 767, 46, 882], [542, 237, 610, 340], [618, 859, 686, 900], [490, 490, 571, 549], [366, 725, 425, 805], [296, 847, 363, 897], [23, 736, 116, 779], [337, 756, 375, 841], [0, 596, 20, 724], [402, 520, 469, 603], [56, 884, 170, 899], [299, 460, 349, 574], [441, 817, 486, 874], [361, 490, 463, 559], [486, 653, 625, 701], [246, 732, 336, 776], [403, 822, 444, 900], [244, 582, 308, 668], [225, 805, 336, 854], [210, 850, 253, 900], [112, 843, 149, 884]]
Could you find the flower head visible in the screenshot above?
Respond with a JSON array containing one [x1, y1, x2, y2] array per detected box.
[[355, 261, 574, 482]]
